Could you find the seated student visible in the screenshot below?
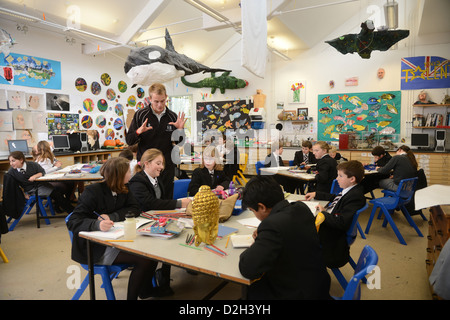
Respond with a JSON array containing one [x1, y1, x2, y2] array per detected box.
[[34, 140, 75, 206], [67, 157, 158, 300], [377, 145, 417, 192], [311, 141, 338, 193], [8, 151, 74, 214], [128, 148, 190, 296], [360, 146, 392, 194], [264, 142, 296, 193], [329, 146, 348, 162], [239, 175, 331, 300], [305, 160, 366, 268], [293, 140, 317, 167], [223, 136, 240, 179], [188, 145, 231, 196], [119, 148, 138, 177]]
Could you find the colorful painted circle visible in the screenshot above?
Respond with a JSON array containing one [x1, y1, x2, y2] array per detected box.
[[114, 118, 123, 130], [83, 98, 94, 112], [75, 77, 87, 92], [127, 95, 136, 107], [105, 128, 115, 140], [96, 115, 106, 128], [136, 101, 144, 110], [115, 103, 123, 116], [97, 99, 108, 112], [91, 81, 101, 95], [106, 88, 116, 101], [136, 87, 145, 99], [101, 73, 111, 86], [118, 80, 127, 93], [81, 115, 93, 129]]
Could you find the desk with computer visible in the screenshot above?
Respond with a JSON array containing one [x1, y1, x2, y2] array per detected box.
[[410, 131, 447, 152]]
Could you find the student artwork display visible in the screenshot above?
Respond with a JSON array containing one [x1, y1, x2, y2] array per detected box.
[[401, 56, 450, 90], [47, 113, 79, 137], [25, 93, 45, 111], [46, 93, 70, 111], [12, 110, 33, 129], [288, 81, 306, 103], [196, 100, 253, 133], [0, 52, 62, 89], [317, 90, 401, 141], [0, 111, 13, 131]]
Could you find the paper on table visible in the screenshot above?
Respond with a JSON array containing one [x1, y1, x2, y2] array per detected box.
[[237, 217, 260, 228], [40, 173, 65, 180], [79, 218, 150, 239], [415, 185, 450, 210], [230, 234, 254, 248]]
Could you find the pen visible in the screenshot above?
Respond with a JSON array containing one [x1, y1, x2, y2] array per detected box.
[[93, 211, 104, 220]]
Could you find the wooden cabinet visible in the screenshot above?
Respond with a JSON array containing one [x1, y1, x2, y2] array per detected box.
[[426, 205, 450, 299]]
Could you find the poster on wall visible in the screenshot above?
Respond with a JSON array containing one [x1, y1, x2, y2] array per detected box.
[[47, 113, 79, 137], [317, 91, 401, 141], [401, 56, 450, 90], [0, 52, 62, 90], [287, 81, 306, 104], [196, 100, 253, 134], [46, 93, 70, 111]]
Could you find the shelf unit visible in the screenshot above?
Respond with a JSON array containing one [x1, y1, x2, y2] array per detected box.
[[412, 104, 450, 129]]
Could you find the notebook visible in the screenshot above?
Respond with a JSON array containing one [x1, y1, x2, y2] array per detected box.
[[230, 234, 254, 248], [8, 139, 30, 155]]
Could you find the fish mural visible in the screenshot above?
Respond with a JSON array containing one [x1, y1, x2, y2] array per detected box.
[[318, 91, 400, 140]]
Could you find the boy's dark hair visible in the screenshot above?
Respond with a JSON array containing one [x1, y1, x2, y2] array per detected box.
[[337, 160, 364, 183], [242, 175, 284, 211], [302, 140, 312, 149], [371, 146, 386, 157], [119, 149, 133, 160]]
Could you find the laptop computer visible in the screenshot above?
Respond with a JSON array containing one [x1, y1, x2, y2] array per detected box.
[[8, 139, 30, 155]]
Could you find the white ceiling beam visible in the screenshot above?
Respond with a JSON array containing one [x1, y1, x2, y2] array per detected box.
[[82, 0, 169, 55]]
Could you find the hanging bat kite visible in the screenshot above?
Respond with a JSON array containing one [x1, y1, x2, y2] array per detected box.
[[124, 28, 230, 86], [325, 20, 409, 59]]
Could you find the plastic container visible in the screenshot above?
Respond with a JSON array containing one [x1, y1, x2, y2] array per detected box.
[[123, 212, 136, 240]]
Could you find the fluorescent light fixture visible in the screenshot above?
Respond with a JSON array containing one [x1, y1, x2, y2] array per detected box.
[[65, 27, 121, 45], [0, 8, 38, 22], [268, 46, 290, 61], [384, 0, 398, 29], [184, 0, 229, 22]]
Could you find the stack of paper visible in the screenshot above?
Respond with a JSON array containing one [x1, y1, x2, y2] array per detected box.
[[230, 234, 254, 248]]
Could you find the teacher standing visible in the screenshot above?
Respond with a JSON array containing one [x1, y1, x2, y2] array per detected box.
[[126, 83, 186, 198]]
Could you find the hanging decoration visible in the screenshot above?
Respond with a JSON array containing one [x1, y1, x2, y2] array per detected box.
[[181, 72, 248, 94], [325, 20, 409, 59]]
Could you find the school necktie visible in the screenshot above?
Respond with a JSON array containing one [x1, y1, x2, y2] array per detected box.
[[20, 168, 26, 175], [303, 153, 308, 164], [326, 192, 342, 213]]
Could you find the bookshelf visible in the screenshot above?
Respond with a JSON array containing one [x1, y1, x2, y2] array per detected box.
[[412, 104, 450, 129]]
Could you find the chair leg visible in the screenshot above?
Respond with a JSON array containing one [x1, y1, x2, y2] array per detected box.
[[356, 221, 366, 239], [331, 268, 348, 290], [380, 206, 407, 245], [8, 199, 35, 231], [100, 269, 116, 300], [400, 206, 424, 237], [37, 198, 51, 225], [71, 274, 90, 300], [0, 246, 9, 263], [45, 197, 56, 216], [365, 205, 378, 234]]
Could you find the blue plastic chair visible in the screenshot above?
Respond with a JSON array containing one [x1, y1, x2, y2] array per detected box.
[[173, 179, 191, 199], [65, 213, 129, 300], [288, 160, 294, 166], [365, 177, 422, 245], [331, 203, 368, 289], [255, 161, 265, 175], [330, 179, 366, 239], [7, 195, 55, 231], [333, 245, 379, 300]]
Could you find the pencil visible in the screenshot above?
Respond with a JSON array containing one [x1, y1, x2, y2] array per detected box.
[[104, 239, 134, 242], [204, 246, 225, 257], [210, 244, 227, 255], [225, 236, 230, 248], [179, 243, 202, 251]]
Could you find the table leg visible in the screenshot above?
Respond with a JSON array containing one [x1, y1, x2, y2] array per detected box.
[[86, 239, 96, 300]]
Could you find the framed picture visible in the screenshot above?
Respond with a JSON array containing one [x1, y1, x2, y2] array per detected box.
[[283, 110, 297, 120], [297, 108, 308, 120], [287, 80, 306, 104]]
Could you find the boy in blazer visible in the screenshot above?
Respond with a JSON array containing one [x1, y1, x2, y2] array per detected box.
[[239, 175, 331, 300], [188, 146, 230, 196], [293, 140, 317, 167], [305, 160, 366, 268], [312, 141, 338, 193]]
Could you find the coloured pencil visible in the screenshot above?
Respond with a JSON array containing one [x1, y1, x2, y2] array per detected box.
[[179, 243, 202, 251], [204, 246, 225, 257]]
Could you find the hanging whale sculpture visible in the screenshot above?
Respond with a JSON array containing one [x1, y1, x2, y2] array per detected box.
[[124, 28, 230, 86]]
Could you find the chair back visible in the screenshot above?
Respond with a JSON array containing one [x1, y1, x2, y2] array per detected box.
[[330, 179, 343, 194], [341, 245, 378, 300], [395, 177, 418, 203], [173, 179, 191, 199], [255, 161, 265, 175], [347, 203, 368, 245], [288, 160, 294, 166], [65, 212, 74, 243], [315, 212, 325, 232]]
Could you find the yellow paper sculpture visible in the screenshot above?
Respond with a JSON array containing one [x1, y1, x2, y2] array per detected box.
[[191, 185, 219, 246]]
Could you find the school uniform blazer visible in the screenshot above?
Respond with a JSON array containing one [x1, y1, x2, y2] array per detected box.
[[7, 161, 46, 194], [67, 182, 141, 265], [187, 167, 230, 196], [314, 154, 338, 193], [315, 184, 367, 268], [239, 200, 331, 300], [264, 153, 284, 168], [293, 151, 317, 166], [128, 170, 178, 211]]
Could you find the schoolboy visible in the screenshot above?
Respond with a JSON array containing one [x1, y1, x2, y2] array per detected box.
[[239, 175, 331, 300], [305, 160, 366, 268], [293, 140, 317, 167], [360, 146, 392, 194]]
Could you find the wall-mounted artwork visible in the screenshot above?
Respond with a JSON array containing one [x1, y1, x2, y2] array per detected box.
[[12, 110, 33, 129], [0, 52, 62, 89], [47, 113, 79, 136], [401, 56, 450, 90], [196, 100, 253, 133], [0, 89, 7, 109], [31, 112, 47, 132], [317, 90, 401, 140], [0, 132, 15, 151], [7, 90, 26, 109], [25, 93, 45, 111], [0, 111, 13, 131], [287, 81, 306, 104], [46, 93, 70, 111], [75, 77, 87, 92]]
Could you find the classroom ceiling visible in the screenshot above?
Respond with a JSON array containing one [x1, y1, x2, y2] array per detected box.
[[0, 0, 449, 62]]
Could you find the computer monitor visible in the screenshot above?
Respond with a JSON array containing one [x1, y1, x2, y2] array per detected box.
[[8, 139, 29, 154], [52, 135, 70, 151], [411, 133, 429, 149]]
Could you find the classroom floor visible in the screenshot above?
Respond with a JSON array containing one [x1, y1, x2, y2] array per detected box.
[[0, 189, 433, 300]]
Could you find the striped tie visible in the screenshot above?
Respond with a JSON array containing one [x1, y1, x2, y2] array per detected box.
[[326, 193, 342, 213]]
